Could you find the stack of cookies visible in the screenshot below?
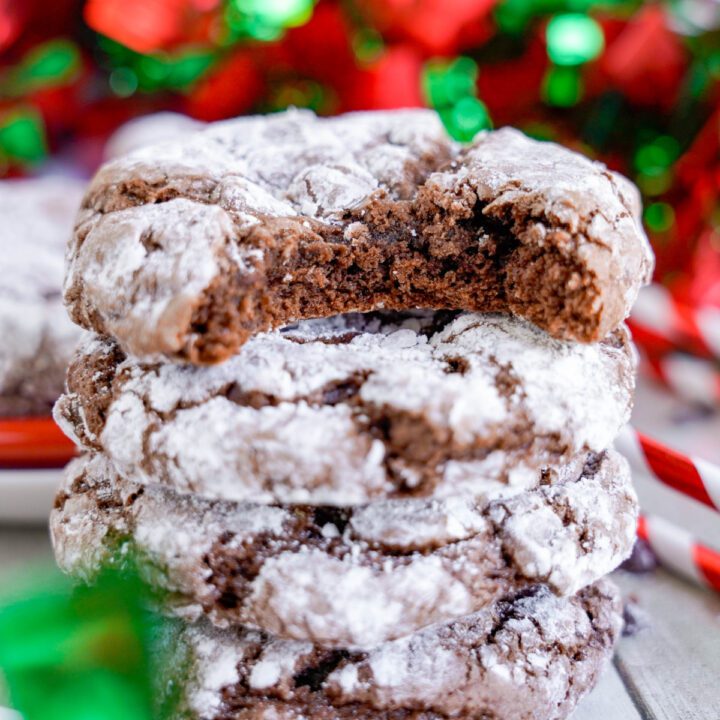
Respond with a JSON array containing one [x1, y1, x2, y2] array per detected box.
[[51, 109, 653, 720]]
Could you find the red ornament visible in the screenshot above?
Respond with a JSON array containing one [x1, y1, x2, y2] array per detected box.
[[688, 229, 720, 308], [600, 5, 687, 109], [279, 3, 357, 87], [675, 108, 720, 186], [652, 110, 720, 282], [184, 50, 264, 121], [357, 0, 497, 54], [477, 35, 547, 126], [0, 0, 27, 53], [341, 45, 424, 112], [84, 0, 218, 53]]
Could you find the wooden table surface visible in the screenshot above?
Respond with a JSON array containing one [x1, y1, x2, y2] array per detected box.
[[1, 378, 719, 718]]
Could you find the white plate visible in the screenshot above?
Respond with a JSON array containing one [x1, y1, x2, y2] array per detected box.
[[0, 467, 63, 524]]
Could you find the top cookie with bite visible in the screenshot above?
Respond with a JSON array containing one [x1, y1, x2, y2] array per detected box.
[[66, 109, 653, 364]]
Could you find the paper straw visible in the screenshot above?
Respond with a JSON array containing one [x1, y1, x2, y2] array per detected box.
[[629, 283, 720, 361], [637, 514, 720, 593], [640, 350, 720, 407], [616, 425, 720, 512]]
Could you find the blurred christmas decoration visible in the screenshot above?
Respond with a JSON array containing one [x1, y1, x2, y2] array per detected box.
[[0, 567, 163, 720], [422, 55, 492, 140], [0, 0, 718, 334]]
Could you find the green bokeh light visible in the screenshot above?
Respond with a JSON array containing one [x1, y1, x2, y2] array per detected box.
[[644, 202, 675, 232], [353, 28, 385, 63], [542, 65, 583, 106], [230, 0, 313, 27], [446, 96, 493, 141], [637, 170, 673, 196], [109, 68, 138, 97], [635, 136, 680, 173], [99, 38, 216, 94], [0, 109, 47, 163], [423, 56, 491, 142], [423, 56, 478, 109], [546, 13, 604, 66], [635, 135, 679, 195], [495, 0, 618, 35], [225, 0, 314, 40]]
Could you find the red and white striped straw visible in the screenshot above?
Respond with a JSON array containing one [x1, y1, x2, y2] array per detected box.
[[616, 425, 720, 512], [637, 514, 720, 593], [629, 284, 720, 361], [641, 351, 720, 408]]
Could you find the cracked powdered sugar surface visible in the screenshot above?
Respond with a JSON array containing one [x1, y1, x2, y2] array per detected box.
[[56, 311, 637, 505]]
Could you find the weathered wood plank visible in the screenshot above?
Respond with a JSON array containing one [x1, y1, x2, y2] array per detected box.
[[573, 663, 642, 719], [613, 569, 720, 720], [0, 526, 51, 574], [614, 380, 720, 718]]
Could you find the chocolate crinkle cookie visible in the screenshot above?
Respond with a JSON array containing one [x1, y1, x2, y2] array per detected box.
[[154, 581, 623, 720], [51, 450, 636, 648], [0, 177, 85, 416], [65, 109, 653, 364], [53, 311, 636, 506]]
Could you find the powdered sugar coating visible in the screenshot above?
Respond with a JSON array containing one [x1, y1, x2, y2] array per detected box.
[[425, 127, 652, 312], [51, 450, 636, 648], [68, 109, 451, 361], [0, 177, 85, 415], [55, 312, 636, 505], [161, 581, 623, 720], [103, 112, 206, 161], [66, 109, 652, 362], [69, 199, 262, 357], [90, 108, 447, 221]]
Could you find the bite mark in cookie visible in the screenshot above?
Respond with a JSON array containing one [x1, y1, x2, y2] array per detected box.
[[65, 110, 653, 363]]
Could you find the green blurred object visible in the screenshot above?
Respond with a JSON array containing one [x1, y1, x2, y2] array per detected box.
[[494, 0, 634, 35], [423, 57, 492, 141], [423, 56, 478, 108], [635, 135, 681, 172], [443, 96, 493, 142], [635, 135, 680, 195], [0, 39, 81, 97], [99, 37, 217, 94], [645, 201, 676, 232], [546, 13, 605, 65], [108, 67, 139, 97], [230, 0, 314, 26], [0, 567, 162, 720], [542, 65, 583, 105], [225, 0, 315, 41], [352, 28, 385, 63], [0, 108, 46, 163]]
